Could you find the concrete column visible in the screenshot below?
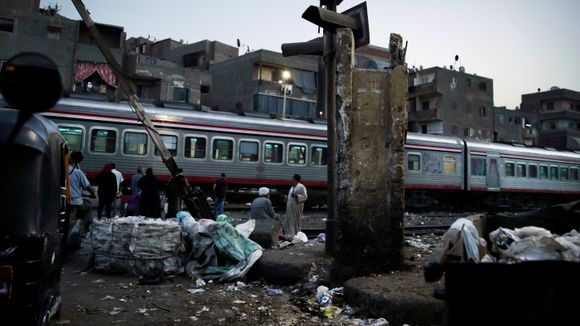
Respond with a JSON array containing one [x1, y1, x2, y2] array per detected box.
[[332, 29, 408, 278]]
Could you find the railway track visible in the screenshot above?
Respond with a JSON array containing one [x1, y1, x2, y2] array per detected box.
[[301, 224, 451, 239]]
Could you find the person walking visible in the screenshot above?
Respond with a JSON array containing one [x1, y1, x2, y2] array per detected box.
[[138, 168, 161, 218], [66, 151, 96, 248], [96, 163, 117, 219], [284, 174, 308, 237], [213, 173, 227, 217], [111, 163, 124, 216]]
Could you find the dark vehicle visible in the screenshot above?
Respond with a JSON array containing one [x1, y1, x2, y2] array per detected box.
[[0, 53, 67, 324]]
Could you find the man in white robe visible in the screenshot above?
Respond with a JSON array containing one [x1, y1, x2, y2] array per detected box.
[[284, 174, 308, 236]]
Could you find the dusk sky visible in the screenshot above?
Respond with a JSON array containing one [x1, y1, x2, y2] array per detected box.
[[41, 0, 580, 109]]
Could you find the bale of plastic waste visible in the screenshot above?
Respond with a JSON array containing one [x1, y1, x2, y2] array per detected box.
[[90, 216, 184, 276]]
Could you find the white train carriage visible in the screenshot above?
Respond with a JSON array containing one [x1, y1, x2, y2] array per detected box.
[[466, 141, 580, 195]]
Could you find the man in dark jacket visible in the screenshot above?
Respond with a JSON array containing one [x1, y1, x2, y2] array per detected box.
[[213, 173, 227, 217]]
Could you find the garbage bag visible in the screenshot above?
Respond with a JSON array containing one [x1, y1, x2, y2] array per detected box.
[[292, 231, 308, 244], [179, 216, 262, 282], [449, 218, 483, 261], [235, 219, 256, 238]]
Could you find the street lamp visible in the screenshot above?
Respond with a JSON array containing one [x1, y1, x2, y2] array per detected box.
[[280, 70, 291, 118]]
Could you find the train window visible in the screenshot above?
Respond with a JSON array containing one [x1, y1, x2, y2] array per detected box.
[[560, 167, 569, 180], [288, 144, 307, 165], [444, 155, 457, 174], [311, 146, 328, 166], [571, 168, 579, 181], [505, 162, 515, 177], [516, 163, 527, 177], [212, 138, 233, 160], [239, 141, 259, 162], [407, 153, 421, 171], [184, 136, 206, 159], [90, 128, 116, 153], [264, 142, 283, 163], [124, 132, 148, 155], [550, 166, 559, 180], [59, 126, 83, 151], [529, 164, 538, 178], [470, 158, 486, 176], [539, 165, 548, 179], [155, 135, 178, 156]]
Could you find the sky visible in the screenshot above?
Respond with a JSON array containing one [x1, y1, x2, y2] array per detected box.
[[41, 0, 580, 109]]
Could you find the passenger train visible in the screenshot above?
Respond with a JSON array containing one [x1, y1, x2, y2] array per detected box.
[[5, 96, 579, 209]]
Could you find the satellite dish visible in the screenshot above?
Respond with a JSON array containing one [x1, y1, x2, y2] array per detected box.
[[537, 88, 541, 92], [419, 65, 423, 70], [455, 55, 459, 61], [236, 38, 241, 47], [449, 65, 453, 70], [459, 66, 465, 73], [550, 86, 560, 91]]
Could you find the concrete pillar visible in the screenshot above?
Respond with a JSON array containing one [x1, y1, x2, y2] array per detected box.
[[332, 29, 408, 278]]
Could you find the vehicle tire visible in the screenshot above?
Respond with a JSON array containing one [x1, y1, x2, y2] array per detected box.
[[36, 286, 61, 326]]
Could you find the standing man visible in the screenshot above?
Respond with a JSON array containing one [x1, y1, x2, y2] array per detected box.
[[111, 163, 124, 217], [130, 167, 143, 195], [127, 167, 143, 216], [284, 174, 308, 237], [213, 173, 227, 217], [67, 151, 96, 249]]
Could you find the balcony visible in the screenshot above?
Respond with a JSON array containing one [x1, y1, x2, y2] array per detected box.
[[409, 80, 440, 96], [409, 108, 442, 122]]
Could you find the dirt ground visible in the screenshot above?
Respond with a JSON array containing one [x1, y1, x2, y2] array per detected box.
[[51, 209, 446, 325]]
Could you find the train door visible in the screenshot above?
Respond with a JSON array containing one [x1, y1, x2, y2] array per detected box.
[[486, 155, 500, 191]]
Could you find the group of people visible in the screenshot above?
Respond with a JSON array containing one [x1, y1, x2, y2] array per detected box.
[[216, 173, 308, 237]]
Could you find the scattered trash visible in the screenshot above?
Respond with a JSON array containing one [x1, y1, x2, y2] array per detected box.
[[108, 307, 125, 316], [55, 320, 71, 325], [316, 233, 326, 243], [368, 318, 390, 326], [405, 238, 430, 250], [234, 219, 256, 237], [137, 308, 149, 316], [321, 305, 342, 319], [118, 298, 127, 302], [216, 214, 233, 223], [189, 316, 199, 321], [292, 232, 308, 244], [100, 295, 115, 300], [187, 288, 205, 295], [92, 279, 105, 284], [265, 288, 284, 296], [316, 286, 332, 306], [195, 278, 206, 287], [196, 306, 210, 314], [233, 299, 246, 304], [308, 274, 319, 283], [236, 281, 246, 288]]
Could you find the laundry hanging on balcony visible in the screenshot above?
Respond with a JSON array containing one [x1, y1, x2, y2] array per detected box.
[[74, 61, 117, 87]]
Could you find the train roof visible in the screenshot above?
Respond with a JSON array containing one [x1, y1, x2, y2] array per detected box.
[[406, 132, 464, 147], [50, 97, 328, 135], [466, 140, 580, 162]]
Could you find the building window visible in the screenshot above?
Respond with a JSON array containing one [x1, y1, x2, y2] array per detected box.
[[90, 129, 116, 153], [550, 166, 559, 180], [444, 155, 457, 174], [212, 139, 233, 161], [184, 136, 206, 159], [288, 144, 306, 165], [479, 81, 487, 91], [470, 157, 486, 176], [407, 153, 421, 171], [174, 87, 188, 102], [498, 114, 505, 125], [516, 163, 527, 177], [464, 128, 471, 137], [529, 164, 538, 178], [421, 125, 428, 134], [145, 57, 157, 65], [46, 25, 61, 40], [560, 167, 569, 180], [422, 100, 430, 111], [539, 165, 548, 179], [466, 79, 471, 88], [155, 135, 178, 156], [546, 102, 554, 111], [505, 162, 515, 177], [311, 146, 327, 166], [59, 126, 84, 152], [0, 18, 14, 33], [451, 125, 458, 136], [239, 141, 259, 162], [124, 132, 148, 155], [264, 142, 283, 163], [479, 106, 486, 117]]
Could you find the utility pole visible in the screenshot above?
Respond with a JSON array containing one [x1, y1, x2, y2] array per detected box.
[[71, 0, 212, 219]]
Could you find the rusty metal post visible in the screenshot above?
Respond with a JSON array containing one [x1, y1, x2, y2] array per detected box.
[[324, 0, 338, 255]]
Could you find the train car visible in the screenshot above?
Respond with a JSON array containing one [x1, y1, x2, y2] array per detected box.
[[404, 133, 465, 207], [40, 97, 328, 204], [466, 141, 580, 209]]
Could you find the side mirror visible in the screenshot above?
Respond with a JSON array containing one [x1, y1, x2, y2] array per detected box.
[[0, 52, 62, 113]]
